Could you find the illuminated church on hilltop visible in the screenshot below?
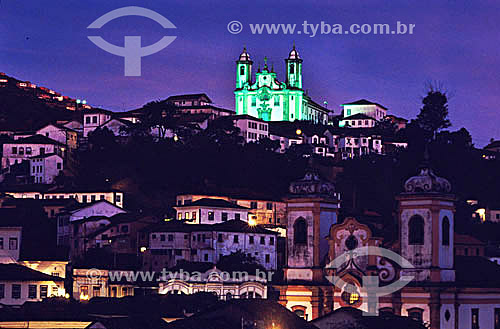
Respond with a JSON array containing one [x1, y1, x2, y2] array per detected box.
[[234, 46, 329, 124]]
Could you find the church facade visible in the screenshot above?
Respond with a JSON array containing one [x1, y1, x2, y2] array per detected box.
[[276, 161, 500, 328], [234, 46, 329, 125]]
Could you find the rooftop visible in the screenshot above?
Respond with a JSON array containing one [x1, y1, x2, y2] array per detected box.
[[342, 99, 388, 111], [6, 134, 65, 146], [175, 198, 249, 210], [0, 263, 64, 281]]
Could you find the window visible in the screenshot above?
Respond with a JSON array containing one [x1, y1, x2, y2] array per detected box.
[[192, 211, 197, 220], [260, 236, 265, 245], [251, 97, 256, 106], [91, 195, 96, 202], [26, 147, 32, 155], [40, 147, 45, 155], [233, 235, 239, 243], [408, 215, 425, 245], [222, 212, 228, 222], [0, 284, 4, 299], [289, 63, 294, 74], [12, 284, 21, 299], [292, 306, 306, 320], [270, 237, 274, 245], [204, 254, 208, 261], [9, 237, 18, 250], [12, 146, 17, 154], [19, 147, 24, 155], [92, 286, 100, 297], [121, 225, 128, 233], [184, 234, 188, 240], [160, 234, 165, 241], [265, 254, 270, 263], [178, 213, 182, 220], [116, 194, 121, 203], [92, 116, 97, 124], [274, 96, 280, 106], [57, 162, 62, 170], [0, 237, 3, 249], [28, 285, 37, 299], [85, 116, 91, 124], [293, 218, 307, 244], [82, 195, 87, 203], [346, 109, 351, 116], [174, 249, 182, 256], [250, 201, 257, 209], [208, 211, 214, 221], [240, 66, 245, 75], [266, 202, 273, 210], [408, 308, 423, 323], [235, 213, 240, 220], [218, 234, 223, 243], [168, 234, 174, 241], [442, 217, 450, 246], [152, 234, 157, 240], [471, 308, 479, 329], [249, 236, 254, 244], [494, 308, 500, 329]]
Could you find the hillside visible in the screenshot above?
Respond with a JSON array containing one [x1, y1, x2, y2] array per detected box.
[[0, 73, 82, 132]]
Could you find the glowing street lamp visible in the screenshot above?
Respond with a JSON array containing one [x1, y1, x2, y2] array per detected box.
[[295, 129, 302, 136], [248, 218, 257, 226]]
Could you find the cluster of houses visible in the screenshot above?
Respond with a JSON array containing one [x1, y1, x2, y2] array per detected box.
[[0, 91, 409, 185]]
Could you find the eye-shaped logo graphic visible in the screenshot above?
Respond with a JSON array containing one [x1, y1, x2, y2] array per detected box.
[[88, 6, 177, 76], [325, 246, 415, 316]]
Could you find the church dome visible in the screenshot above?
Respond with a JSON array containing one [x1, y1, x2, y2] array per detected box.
[[289, 168, 336, 198], [288, 45, 300, 60], [404, 165, 451, 193], [238, 47, 251, 61]]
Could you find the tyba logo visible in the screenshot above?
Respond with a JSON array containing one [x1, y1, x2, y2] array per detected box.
[[87, 6, 177, 76]]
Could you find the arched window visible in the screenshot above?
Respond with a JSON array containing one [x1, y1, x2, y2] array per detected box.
[[293, 218, 307, 245], [289, 63, 294, 74], [292, 306, 306, 320], [379, 307, 393, 315], [240, 66, 245, 76], [442, 216, 450, 246], [409, 215, 424, 245], [408, 308, 424, 323]]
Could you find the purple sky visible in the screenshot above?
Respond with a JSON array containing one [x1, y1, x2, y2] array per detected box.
[[2, 0, 499, 146]]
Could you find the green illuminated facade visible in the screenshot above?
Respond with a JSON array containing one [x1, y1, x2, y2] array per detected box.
[[234, 46, 329, 124]]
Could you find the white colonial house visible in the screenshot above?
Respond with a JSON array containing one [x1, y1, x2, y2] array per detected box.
[[341, 99, 388, 121], [72, 268, 134, 300], [83, 108, 113, 137], [230, 115, 269, 143], [174, 198, 250, 224], [0, 263, 65, 305], [97, 118, 134, 137], [1, 135, 65, 169], [337, 132, 383, 159], [339, 113, 377, 128], [143, 220, 278, 271], [176, 194, 287, 226], [0, 226, 22, 262], [29, 153, 63, 184], [4, 188, 125, 209], [56, 200, 126, 246], [159, 265, 267, 300], [36, 123, 79, 150]]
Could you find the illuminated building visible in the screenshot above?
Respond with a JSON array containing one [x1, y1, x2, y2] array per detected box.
[[234, 46, 329, 124]]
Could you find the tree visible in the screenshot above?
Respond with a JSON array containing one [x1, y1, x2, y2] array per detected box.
[[140, 100, 180, 140], [374, 118, 397, 137], [414, 84, 451, 140]]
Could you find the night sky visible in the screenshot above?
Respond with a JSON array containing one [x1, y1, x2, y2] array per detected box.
[[2, 0, 499, 145]]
